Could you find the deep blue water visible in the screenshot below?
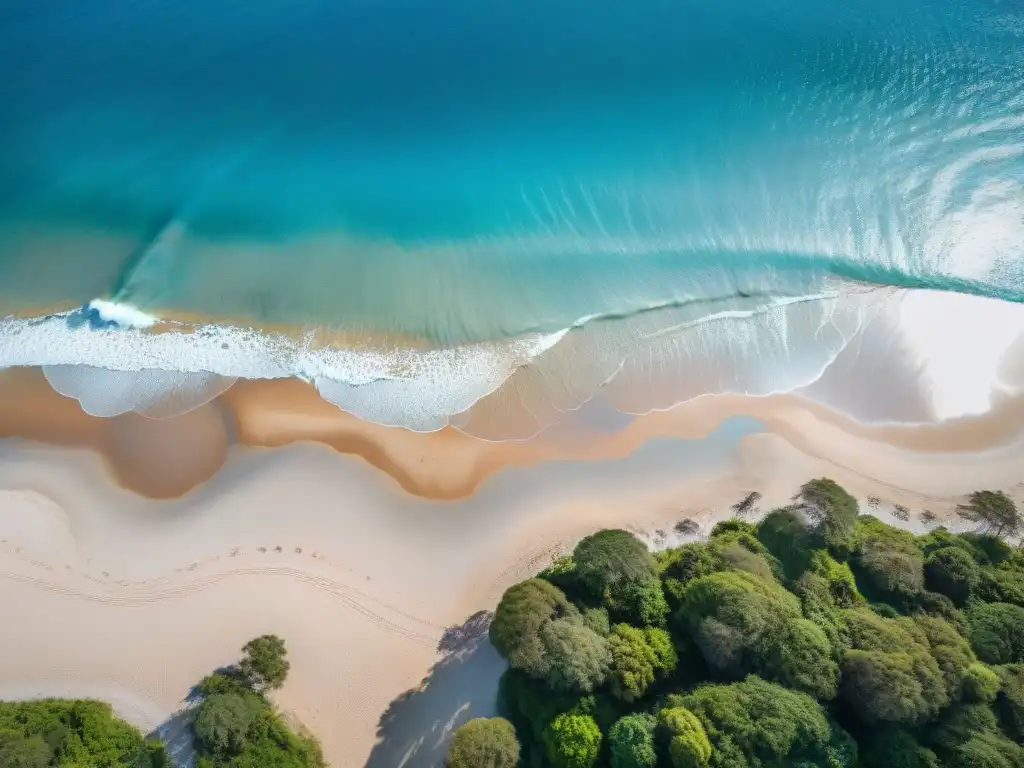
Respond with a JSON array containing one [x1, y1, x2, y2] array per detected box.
[[0, 0, 1023, 431]]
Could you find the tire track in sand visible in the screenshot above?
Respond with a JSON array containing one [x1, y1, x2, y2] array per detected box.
[[0, 565, 441, 648]]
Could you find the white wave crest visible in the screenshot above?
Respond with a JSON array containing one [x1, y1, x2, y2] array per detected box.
[[86, 299, 158, 329]]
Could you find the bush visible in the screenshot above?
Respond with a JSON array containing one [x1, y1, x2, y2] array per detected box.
[[995, 664, 1024, 741], [852, 517, 925, 599], [657, 707, 711, 768], [573, 530, 657, 598], [490, 579, 579, 679], [840, 649, 946, 725], [445, 717, 520, 768], [925, 548, 980, 605], [607, 625, 677, 702], [540, 618, 611, 693], [962, 663, 1001, 703], [858, 726, 939, 768], [797, 478, 859, 555], [607, 713, 657, 768], [544, 713, 602, 768], [968, 602, 1024, 665], [193, 693, 261, 759], [757, 508, 816, 580], [240, 634, 290, 691]]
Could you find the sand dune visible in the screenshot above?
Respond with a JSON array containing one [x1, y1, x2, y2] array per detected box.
[[0, 376, 1022, 764]]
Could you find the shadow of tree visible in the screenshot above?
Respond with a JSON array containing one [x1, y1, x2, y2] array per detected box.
[[364, 614, 508, 767], [147, 706, 196, 768]]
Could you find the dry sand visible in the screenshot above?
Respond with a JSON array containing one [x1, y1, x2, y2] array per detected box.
[[0, 369, 1023, 766]]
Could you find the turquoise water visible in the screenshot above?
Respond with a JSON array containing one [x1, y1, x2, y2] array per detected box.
[[1, 0, 1023, 432]]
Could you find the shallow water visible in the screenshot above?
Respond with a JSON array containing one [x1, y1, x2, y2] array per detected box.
[[1, 0, 1023, 433]]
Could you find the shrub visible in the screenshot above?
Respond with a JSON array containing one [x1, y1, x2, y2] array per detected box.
[[445, 717, 520, 768], [962, 663, 1001, 703], [840, 649, 947, 725], [540, 618, 611, 693], [658, 707, 711, 768], [797, 478, 859, 555], [925, 548, 980, 605], [858, 726, 939, 768], [544, 713, 602, 768], [193, 693, 262, 759], [490, 579, 578, 678], [607, 625, 676, 702], [968, 602, 1024, 665], [240, 634, 290, 691], [607, 713, 657, 768], [573, 530, 657, 598]]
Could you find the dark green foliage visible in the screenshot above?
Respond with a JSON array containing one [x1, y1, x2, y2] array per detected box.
[[607, 625, 677, 702], [607, 713, 657, 768], [194, 693, 261, 759], [239, 634, 290, 692], [573, 530, 657, 598], [544, 713, 601, 768], [995, 664, 1024, 741], [0, 699, 167, 767], [444, 718, 520, 768], [957, 491, 1022, 538], [858, 726, 939, 768], [797, 478, 859, 555], [490, 486, 1024, 768], [925, 547, 981, 605], [968, 602, 1024, 664], [678, 676, 847, 768]]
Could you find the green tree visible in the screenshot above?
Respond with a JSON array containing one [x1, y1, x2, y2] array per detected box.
[[957, 491, 1022, 538], [490, 579, 577, 679], [0, 731, 50, 768], [840, 649, 946, 725], [962, 663, 1001, 703], [797, 478, 859, 554], [240, 634, 290, 691], [658, 543, 722, 607], [608, 578, 670, 627], [913, 614, 977, 701], [677, 676, 840, 767], [607, 713, 657, 768], [968, 602, 1024, 664], [995, 664, 1024, 742], [573, 530, 657, 597], [544, 713, 602, 768], [540, 617, 611, 693], [757, 508, 816, 580], [607, 625, 677, 702], [193, 693, 260, 759], [658, 707, 711, 768], [925, 547, 980, 605], [444, 717, 520, 768], [761, 618, 839, 700]]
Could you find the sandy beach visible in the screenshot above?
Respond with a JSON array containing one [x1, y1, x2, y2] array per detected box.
[[0, 368, 1023, 766]]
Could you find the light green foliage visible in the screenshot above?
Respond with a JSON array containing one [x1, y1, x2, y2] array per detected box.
[[444, 718, 520, 768], [540, 617, 611, 693], [658, 707, 711, 768], [607, 624, 677, 702], [489, 579, 578, 678], [852, 516, 925, 598], [858, 726, 939, 768], [793, 572, 851, 659], [0, 699, 168, 767], [679, 676, 840, 768], [913, 614, 977, 700], [797, 478, 859, 555], [715, 543, 776, 582], [607, 713, 657, 768], [962, 663, 1001, 703], [658, 543, 722, 607], [240, 634, 290, 691], [581, 607, 610, 636], [761, 618, 839, 700], [925, 547, 981, 605], [544, 713, 602, 768], [573, 530, 657, 598], [946, 731, 1024, 768], [968, 602, 1024, 664], [977, 566, 1024, 607], [957, 491, 1022, 538], [680, 570, 800, 676], [809, 551, 862, 607]]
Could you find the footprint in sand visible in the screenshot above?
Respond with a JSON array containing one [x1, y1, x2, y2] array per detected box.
[[257, 547, 267, 554], [294, 547, 302, 554], [274, 546, 283, 553], [229, 548, 241, 557]]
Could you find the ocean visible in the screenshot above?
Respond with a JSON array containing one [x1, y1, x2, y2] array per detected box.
[[1, 0, 1023, 436]]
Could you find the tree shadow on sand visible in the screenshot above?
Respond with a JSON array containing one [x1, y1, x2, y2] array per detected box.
[[364, 612, 507, 768], [147, 706, 197, 768]]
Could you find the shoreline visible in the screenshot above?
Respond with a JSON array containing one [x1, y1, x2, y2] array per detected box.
[[3, 366, 1024, 500], [0, 378, 1021, 764]]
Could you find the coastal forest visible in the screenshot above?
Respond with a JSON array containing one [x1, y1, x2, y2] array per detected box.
[[0, 634, 324, 768], [447, 480, 1024, 768]]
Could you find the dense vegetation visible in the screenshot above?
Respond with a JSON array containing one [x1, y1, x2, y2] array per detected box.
[[0, 634, 322, 768], [453, 480, 1024, 768], [192, 634, 324, 768], [0, 699, 168, 767]]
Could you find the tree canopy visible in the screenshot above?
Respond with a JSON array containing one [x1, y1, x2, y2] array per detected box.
[[239, 634, 290, 691], [471, 481, 1024, 768], [444, 718, 519, 768]]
